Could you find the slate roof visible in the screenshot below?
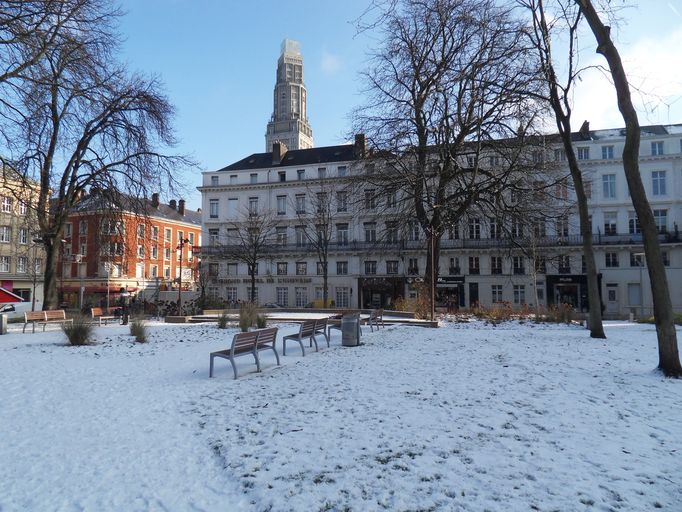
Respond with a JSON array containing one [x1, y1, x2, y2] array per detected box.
[[217, 144, 357, 172]]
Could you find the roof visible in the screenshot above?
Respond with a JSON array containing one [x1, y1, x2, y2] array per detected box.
[[68, 193, 202, 226], [0, 287, 25, 303], [216, 144, 357, 172]]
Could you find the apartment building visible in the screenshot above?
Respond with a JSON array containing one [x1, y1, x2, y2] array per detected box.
[[198, 125, 682, 317], [59, 192, 202, 308]]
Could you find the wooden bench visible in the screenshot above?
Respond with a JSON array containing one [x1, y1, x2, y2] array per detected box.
[[313, 317, 330, 348], [282, 319, 317, 356], [368, 309, 384, 332], [91, 307, 117, 325], [23, 310, 73, 333], [209, 327, 280, 379]]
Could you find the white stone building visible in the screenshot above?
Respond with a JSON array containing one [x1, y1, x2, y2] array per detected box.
[[198, 125, 682, 317]]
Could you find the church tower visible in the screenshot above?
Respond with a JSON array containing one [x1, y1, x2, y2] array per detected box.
[[265, 39, 314, 151]]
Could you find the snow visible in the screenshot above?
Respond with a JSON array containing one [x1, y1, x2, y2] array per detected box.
[[0, 319, 680, 511]]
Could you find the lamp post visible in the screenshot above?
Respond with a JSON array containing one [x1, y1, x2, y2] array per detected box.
[[177, 237, 190, 315], [59, 239, 66, 307], [103, 261, 111, 311], [31, 236, 44, 311], [74, 253, 84, 310]]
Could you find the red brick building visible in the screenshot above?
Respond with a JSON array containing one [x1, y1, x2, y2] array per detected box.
[[59, 193, 202, 309]]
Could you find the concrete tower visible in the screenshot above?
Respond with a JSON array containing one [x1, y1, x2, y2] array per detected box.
[[265, 39, 314, 151]]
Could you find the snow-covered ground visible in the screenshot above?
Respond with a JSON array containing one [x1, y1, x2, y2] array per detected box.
[[0, 319, 680, 511]]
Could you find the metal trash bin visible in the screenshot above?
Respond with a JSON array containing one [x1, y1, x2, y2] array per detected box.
[[341, 313, 360, 347], [0, 313, 7, 335]]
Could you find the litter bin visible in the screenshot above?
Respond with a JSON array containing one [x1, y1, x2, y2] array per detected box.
[[0, 313, 7, 335], [341, 313, 360, 347]]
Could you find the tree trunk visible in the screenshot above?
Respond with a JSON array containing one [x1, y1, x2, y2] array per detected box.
[[578, 0, 681, 376], [42, 239, 60, 310], [323, 261, 329, 307], [250, 270, 256, 303], [424, 232, 441, 321]]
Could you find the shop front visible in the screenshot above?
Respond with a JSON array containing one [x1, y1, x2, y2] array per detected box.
[[436, 276, 465, 311], [358, 277, 406, 309], [546, 274, 602, 313]]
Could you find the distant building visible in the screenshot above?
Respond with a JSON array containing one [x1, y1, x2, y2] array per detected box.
[[59, 192, 202, 309], [200, 125, 682, 318], [265, 39, 314, 151]]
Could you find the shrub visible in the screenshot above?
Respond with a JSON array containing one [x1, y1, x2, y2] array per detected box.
[[130, 318, 147, 343], [239, 302, 259, 332], [256, 313, 267, 328], [217, 311, 230, 329], [62, 315, 93, 346]]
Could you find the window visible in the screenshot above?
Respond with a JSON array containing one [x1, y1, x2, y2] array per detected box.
[[448, 224, 459, 240], [250, 173, 258, 184], [79, 221, 88, 235], [317, 262, 326, 275], [554, 148, 566, 161], [297, 169, 305, 180], [605, 252, 619, 268], [386, 191, 397, 208], [556, 217, 569, 237], [468, 256, 480, 275], [602, 174, 616, 199], [511, 219, 523, 238], [364, 222, 376, 243], [1, 196, 11, 213], [533, 219, 546, 238], [491, 256, 502, 275], [150, 226, 158, 240], [0, 256, 9, 272], [295, 287, 308, 307], [248, 197, 258, 216], [65, 223, 72, 237], [492, 285, 503, 303], [277, 262, 288, 275], [137, 245, 145, 258], [336, 224, 348, 246], [151, 245, 158, 259], [364, 189, 376, 210], [468, 218, 480, 239], [651, 141, 664, 156], [449, 257, 460, 275], [337, 166, 347, 177], [276, 226, 287, 245], [535, 256, 547, 274], [630, 252, 644, 267], [188, 233, 194, 246], [652, 171, 666, 196], [558, 255, 571, 274], [385, 222, 399, 244], [150, 265, 158, 277], [210, 176, 219, 186], [316, 192, 327, 213], [164, 247, 171, 260], [18, 228, 28, 244], [318, 167, 326, 179], [512, 256, 525, 275], [336, 191, 348, 213], [555, 181, 569, 200], [336, 261, 348, 275], [577, 147, 590, 160], [604, 212, 617, 236], [209, 228, 219, 246], [295, 194, 306, 214], [0, 226, 10, 242], [225, 287, 238, 302], [513, 285, 525, 304], [489, 218, 500, 240], [17, 256, 27, 273], [407, 258, 419, 275], [278, 171, 286, 182], [364, 261, 377, 275], [601, 145, 614, 159], [34, 258, 42, 273], [296, 262, 307, 275], [276, 195, 287, 215], [628, 211, 641, 234], [408, 222, 420, 241], [209, 199, 219, 218], [489, 155, 500, 167], [653, 209, 667, 233], [386, 260, 398, 274], [276, 287, 289, 307], [226, 263, 238, 275], [336, 287, 350, 308], [295, 226, 306, 246], [18, 201, 27, 215], [584, 180, 592, 199]]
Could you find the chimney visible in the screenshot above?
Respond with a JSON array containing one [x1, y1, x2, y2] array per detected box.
[[151, 193, 160, 208], [169, 199, 177, 210], [178, 199, 185, 216], [579, 120, 591, 140], [272, 141, 288, 165], [354, 133, 366, 158]]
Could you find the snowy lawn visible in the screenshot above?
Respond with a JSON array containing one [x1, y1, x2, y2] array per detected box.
[[0, 319, 680, 511]]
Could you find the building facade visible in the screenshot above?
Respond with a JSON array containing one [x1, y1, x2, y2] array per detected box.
[[265, 39, 314, 151], [199, 125, 682, 317], [59, 193, 202, 309]]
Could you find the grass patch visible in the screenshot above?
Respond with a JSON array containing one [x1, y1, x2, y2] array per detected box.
[[130, 318, 147, 343], [217, 312, 230, 329], [62, 315, 94, 345]]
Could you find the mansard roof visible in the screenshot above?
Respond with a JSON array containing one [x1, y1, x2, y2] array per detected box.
[[217, 144, 357, 172]]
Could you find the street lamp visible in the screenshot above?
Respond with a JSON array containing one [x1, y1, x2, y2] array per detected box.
[[177, 237, 190, 315], [31, 236, 44, 312], [74, 253, 84, 310]]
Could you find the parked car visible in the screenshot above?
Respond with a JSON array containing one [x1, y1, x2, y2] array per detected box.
[[0, 301, 39, 320], [262, 303, 283, 309]]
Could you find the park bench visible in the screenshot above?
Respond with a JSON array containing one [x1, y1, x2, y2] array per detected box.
[[23, 310, 73, 333], [368, 309, 384, 332], [209, 327, 280, 379], [313, 317, 330, 348], [91, 307, 117, 326], [282, 319, 316, 356]]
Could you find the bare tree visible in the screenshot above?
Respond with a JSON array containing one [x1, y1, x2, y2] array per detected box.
[[354, 0, 542, 314], [576, 0, 681, 376], [517, 0, 605, 337], [0, 1, 192, 309], [220, 207, 276, 303]]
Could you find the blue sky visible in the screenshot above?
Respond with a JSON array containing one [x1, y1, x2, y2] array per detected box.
[[118, 1, 682, 209]]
